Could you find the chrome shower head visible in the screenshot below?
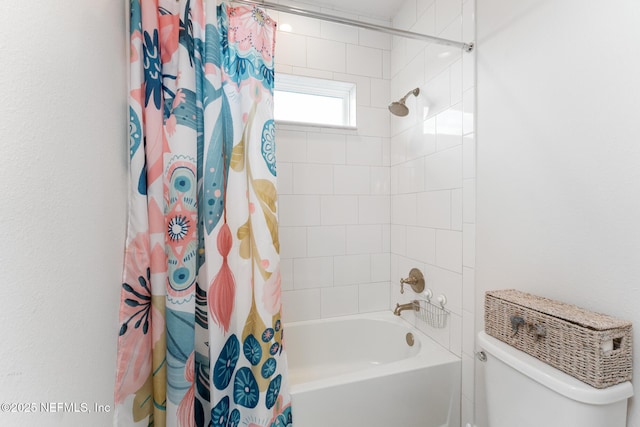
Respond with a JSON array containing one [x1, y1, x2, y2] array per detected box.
[[388, 88, 420, 117]]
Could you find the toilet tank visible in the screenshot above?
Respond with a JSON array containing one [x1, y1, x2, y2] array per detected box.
[[478, 332, 633, 427]]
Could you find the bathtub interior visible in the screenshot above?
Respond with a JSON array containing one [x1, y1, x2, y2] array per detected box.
[[284, 312, 461, 427], [286, 316, 421, 384]]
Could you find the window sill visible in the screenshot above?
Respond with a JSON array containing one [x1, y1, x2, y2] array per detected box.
[[274, 120, 357, 131]]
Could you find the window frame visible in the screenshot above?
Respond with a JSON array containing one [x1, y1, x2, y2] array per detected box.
[[274, 73, 357, 129]]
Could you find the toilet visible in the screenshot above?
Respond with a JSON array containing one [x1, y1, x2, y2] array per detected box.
[[478, 331, 633, 427]]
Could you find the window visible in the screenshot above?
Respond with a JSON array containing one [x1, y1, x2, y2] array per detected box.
[[274, 74, 356, 129]]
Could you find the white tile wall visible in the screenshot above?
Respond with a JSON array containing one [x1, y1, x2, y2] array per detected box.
[[391, 193, 417, 225], [293, 257, 334, 289], [359, 25, 393, 50], [358, 282, 391, 312], [280, 258, 294, 291], [451, 188, 463, 230], [334, 254, 371, 285], [416, 190, 451, 229], [306, 132, 346, 164], [356, 106, 390, 137], [346, 44, 384, 78], [307, 226, 346, 257], [410, 119, 437, 160], [462, 223, 476, 268], [370, 79, 391, 108], [333, 165, 370, 194], [346, 136, 383, 166], [435, 229, 463, 273], [390, 224, 407, 255], [405, 226, 436, 263], [273, 2, 476, 423], [333, 72, 372, 106], [358, 196, 390, 224], [275, 129, 307, 162], [371, 253, 391, 282], [435, 0, 462, 34], [346, 225, 383, 254], [281, 289, 321, 322], [416, 0, 435, 18], [397, 157, 425, 193], [463, 178, 476, 224], [436, 107, 464, 151], [389, 0, 476, 425], [276, 162, 293, 194], [410, 5, 436, 54], [275, 32, 307, 68], [278, 195, 320, 226], [320, 195, 358, 225], [393, 0, 418, 31], [371, 167, 390, 194], [275, 2, 393, 323], [292, 163, 333, 194], [306, 38, 346, 72], [279, 226, 306, 259], [321, 285, 359, 317], [424, 146, 463, 191], [450, 59, 464, 105], [281, 12, 321, 36], [320, 21, 359, 45]]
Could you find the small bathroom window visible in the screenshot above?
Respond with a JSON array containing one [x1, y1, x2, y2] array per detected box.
[[274, 74, 356, 129]]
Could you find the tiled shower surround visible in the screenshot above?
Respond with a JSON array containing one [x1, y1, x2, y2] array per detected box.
[[273, 5, 394, 320], [274, 0, 475, 424]]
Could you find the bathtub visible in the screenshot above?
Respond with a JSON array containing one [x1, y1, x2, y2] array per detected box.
[[285, 311, 461, 427]]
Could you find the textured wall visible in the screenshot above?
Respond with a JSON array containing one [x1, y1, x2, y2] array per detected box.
[[476, 0, 640, 425], [0, 2, 127, 426]]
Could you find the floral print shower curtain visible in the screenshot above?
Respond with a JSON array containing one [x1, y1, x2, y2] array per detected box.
[[115, 1, 291, 426]]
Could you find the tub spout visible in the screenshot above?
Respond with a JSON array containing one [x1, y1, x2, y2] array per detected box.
[[394, 300, 419, 316]]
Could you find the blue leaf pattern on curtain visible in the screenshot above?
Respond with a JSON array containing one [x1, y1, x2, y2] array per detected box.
[[115, 1, 292, 426]]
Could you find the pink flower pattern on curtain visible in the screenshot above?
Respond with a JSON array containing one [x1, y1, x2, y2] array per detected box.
[[115, 1, 291, 426]]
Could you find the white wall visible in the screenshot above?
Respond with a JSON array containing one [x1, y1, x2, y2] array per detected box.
[[390, 0, 475, 424], [0, 2, 127, 426], [274, 3, 395, 321], [476, 0, 640, 425]]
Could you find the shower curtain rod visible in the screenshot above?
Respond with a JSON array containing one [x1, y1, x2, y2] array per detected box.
[[231, 0, 475, 52]]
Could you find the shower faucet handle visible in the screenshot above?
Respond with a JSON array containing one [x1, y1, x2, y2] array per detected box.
[[399, 275, 417, 294], [399, 268, 425, 294]]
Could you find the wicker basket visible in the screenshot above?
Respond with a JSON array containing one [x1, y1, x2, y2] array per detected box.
[[485, 289, 632, 389]]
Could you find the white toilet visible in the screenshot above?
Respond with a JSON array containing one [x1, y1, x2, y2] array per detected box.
[[477, 331, 633, 427]]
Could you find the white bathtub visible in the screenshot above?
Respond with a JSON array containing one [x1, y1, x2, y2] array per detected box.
[[285, 311, 461, 427]]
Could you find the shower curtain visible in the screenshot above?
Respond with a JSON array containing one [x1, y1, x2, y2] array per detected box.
[[115, 1, 292, 426]]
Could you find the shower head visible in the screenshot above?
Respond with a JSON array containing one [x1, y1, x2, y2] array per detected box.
[[388, 88, 420, 117]]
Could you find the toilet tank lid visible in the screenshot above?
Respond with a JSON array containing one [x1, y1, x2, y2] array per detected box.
[[477, 331, 633, 405]]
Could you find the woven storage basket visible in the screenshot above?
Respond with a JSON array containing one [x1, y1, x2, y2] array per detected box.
[[485, 289, 632, 389]]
